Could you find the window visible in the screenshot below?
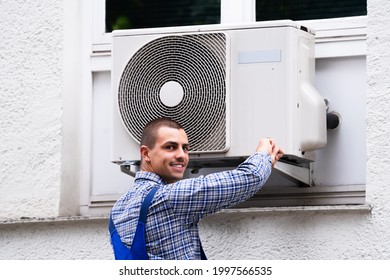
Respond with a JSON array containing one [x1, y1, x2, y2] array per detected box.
[[106, 0, 221, 32], [83, 1, 367, 215], [256, 0, 366, 21], [105, 0, 367, 32]]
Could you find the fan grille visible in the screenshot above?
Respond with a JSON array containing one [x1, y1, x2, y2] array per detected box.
[[118, 32, 228, 153]]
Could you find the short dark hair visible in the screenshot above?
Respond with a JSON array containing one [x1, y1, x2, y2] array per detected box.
[[140, 118, 184, 148]]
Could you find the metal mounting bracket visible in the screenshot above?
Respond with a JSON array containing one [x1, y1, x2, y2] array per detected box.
[[273, 161, 313, 186]]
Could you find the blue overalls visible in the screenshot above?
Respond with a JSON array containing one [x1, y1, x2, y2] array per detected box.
[[109, 187, 207, 260]]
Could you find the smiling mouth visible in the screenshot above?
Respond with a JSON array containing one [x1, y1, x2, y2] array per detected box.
[[171, 163, 186, 169]]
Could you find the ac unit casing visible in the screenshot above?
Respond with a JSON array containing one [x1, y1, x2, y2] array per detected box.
[[111, 21, 327, 166]]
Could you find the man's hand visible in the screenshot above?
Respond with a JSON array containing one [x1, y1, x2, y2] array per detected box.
[[256, 138, 284, 167]]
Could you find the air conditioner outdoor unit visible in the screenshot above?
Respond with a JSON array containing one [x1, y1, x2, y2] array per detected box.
[[111, 21, 327, 171]]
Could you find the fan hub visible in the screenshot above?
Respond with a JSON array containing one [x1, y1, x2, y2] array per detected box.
[[159, 81, 184, 107]]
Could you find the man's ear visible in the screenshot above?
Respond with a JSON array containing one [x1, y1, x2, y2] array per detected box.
[[140, 145, 150, 163]]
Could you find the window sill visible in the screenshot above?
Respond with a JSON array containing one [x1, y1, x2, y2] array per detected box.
[[0, 215, 108, 226], [1, 204, 371, 227], [219, 204, 371, 215]]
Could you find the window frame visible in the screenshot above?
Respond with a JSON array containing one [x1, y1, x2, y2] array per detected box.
[[82, 1, 367, 215], [91, 1, 367, 67]]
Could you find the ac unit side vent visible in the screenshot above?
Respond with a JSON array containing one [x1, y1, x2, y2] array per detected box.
[[118, 33, 228, 153]]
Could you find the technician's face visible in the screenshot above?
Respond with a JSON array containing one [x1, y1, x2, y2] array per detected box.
[[141, 127, 189, 183]]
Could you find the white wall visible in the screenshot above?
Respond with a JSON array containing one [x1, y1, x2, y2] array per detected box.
[[0, 0, 63, 219], [1, 0, 390, 260], [0, 219, 112, 260]]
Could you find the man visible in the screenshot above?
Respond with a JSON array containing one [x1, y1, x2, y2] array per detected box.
[[110, 118, 284, 259]]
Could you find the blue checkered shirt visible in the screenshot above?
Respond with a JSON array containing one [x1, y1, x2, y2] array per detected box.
[[110, 151, 272, 260]]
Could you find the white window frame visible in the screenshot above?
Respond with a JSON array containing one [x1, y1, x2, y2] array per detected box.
[[90, 0, 367, 70], [91, 0, 367, 68], [81, 0, 367, 215]]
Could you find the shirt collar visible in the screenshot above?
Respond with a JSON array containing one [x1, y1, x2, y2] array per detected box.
[[135, 171, 167, 185]]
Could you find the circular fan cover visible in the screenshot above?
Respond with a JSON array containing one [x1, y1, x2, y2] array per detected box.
[[118, 32, 228, 153]]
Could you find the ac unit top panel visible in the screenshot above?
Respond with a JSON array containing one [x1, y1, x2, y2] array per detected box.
[[112, 20, 315, 38]]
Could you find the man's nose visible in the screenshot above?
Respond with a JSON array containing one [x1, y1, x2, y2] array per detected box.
[[175, 147, 186, 159]]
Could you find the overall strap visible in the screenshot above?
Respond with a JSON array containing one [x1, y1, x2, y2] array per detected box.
[[109, 187, 159, 260], [200, 241, 207, 260], [109, 187, 158, 234], [128, 187, 159, 259], [139, 187, 159, 223]]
